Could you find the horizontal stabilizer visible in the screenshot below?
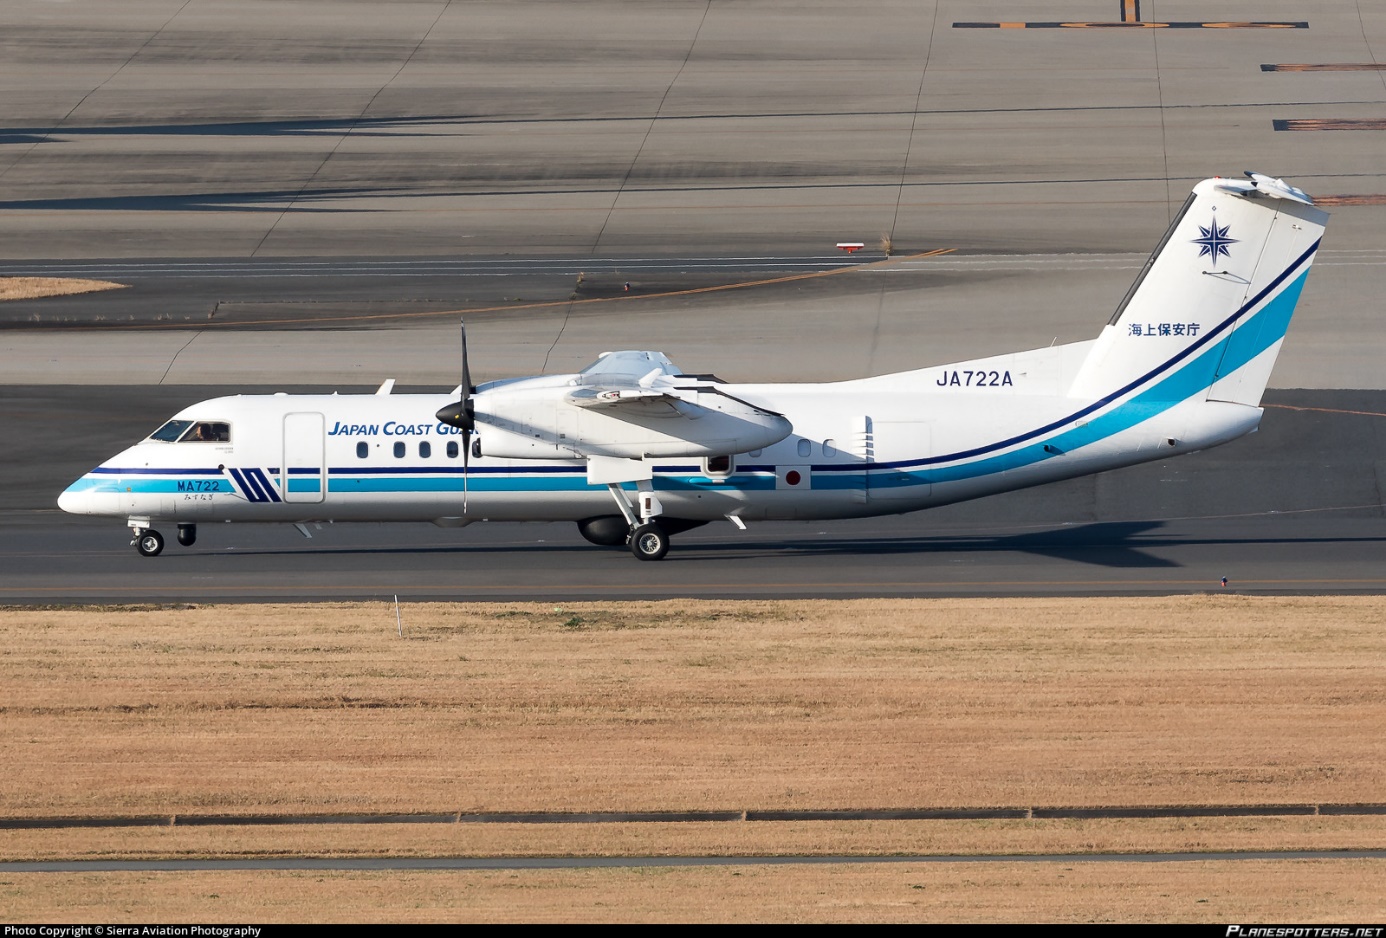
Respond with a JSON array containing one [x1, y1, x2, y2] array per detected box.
[[1214, 171, 1313, 205]]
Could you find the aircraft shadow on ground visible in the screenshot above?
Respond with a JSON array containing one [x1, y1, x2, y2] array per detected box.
[[680, 520, 1181, 568]]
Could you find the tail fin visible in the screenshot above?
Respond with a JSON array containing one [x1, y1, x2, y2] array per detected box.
[[1068, 174, 1328, 406]]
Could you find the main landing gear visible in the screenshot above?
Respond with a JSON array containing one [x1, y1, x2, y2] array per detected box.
[[628, 522, 670, 561], [129, 523, 196, 557], [577, 513, 710, 559], [586, 485, 712, 561]]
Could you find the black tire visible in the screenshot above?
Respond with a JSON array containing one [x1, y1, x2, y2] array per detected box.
[[177, 523, 197, 547], [629, 522, 669, 561], [136, 530, 165, 557]]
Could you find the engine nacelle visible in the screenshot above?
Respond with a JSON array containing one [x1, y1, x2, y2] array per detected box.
[[475, 424, 581, 460]]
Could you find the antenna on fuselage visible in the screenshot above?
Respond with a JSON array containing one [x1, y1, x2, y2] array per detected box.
[[434, 319, 477, 513]]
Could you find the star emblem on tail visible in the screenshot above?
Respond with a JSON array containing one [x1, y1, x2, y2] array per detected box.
[[1192, 219, 1238, 260]]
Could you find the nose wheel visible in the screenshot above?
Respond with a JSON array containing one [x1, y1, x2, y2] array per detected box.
[[628, 522, 669, 561], [133, 529, 165, 557]]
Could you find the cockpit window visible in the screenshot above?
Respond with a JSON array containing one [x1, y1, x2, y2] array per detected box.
[[149, 419, 193, 442], [182, 421, 231, 443], [151, 420, 229, 443]]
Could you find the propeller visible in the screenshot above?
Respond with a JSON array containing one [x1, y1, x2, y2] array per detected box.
[[435, 319, 476, 512]]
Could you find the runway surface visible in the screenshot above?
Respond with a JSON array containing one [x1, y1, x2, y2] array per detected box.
[[9, 513, 1386, 604], [4, 243, 1386, 389]]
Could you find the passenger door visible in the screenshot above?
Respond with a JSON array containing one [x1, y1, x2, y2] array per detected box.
[[282, 412, 325, 504]]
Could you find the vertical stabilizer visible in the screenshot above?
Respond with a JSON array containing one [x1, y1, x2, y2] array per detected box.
[[1068, 175, 1328, 406]]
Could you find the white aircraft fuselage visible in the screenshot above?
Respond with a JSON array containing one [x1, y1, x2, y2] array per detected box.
[[58, 174, 1329, 560]]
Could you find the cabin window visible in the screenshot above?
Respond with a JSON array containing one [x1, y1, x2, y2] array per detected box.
[[797, 439, 812, 458], [419, 441, 431, 458], [149, 419, 193, 443], [447, 441, 459, 459], [356, 441, 368, 458], [180, 421, 230, 443], [706, 454, 733, 476], [393, 441, 405, 458], [823, 439, 837, 457]]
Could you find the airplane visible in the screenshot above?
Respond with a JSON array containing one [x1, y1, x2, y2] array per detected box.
[[59, 172, 1327, 561]]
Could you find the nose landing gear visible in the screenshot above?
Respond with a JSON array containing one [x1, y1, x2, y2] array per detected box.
[[129, 521, 196, 557], [132, 528, 165, 557]]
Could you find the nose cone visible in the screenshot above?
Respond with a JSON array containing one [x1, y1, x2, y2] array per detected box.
[[58, 479, 88, 514], [58, 475, 114, 516]]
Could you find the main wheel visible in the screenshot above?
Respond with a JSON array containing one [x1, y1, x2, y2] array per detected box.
[[177, 523, 197, 547], [628, 522, 669, 561], [135, 529, 165, 557]]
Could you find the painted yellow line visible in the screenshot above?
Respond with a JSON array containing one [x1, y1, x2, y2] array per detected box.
[[108, 248, 957, 330], [1263, 403, 1386, 418]]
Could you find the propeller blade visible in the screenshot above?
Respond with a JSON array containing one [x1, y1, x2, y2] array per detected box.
[[461, 318, 472, 399], [462, 425, 470, 515], [436, 318, 474, 513], [435, 318, 476, 430]]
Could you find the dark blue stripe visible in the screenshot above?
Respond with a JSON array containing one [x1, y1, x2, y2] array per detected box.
[[227, 467, 257, 502], [240, 468, 267, 501], [328, 465, 586, 476], [92, 467, 223, 476], [247, 468, 281, 503]]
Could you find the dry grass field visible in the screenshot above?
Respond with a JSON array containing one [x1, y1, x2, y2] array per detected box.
[[1, 596, 1383, 920], [0, 277, 125, 301], [2, 861, 1383, 923]]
